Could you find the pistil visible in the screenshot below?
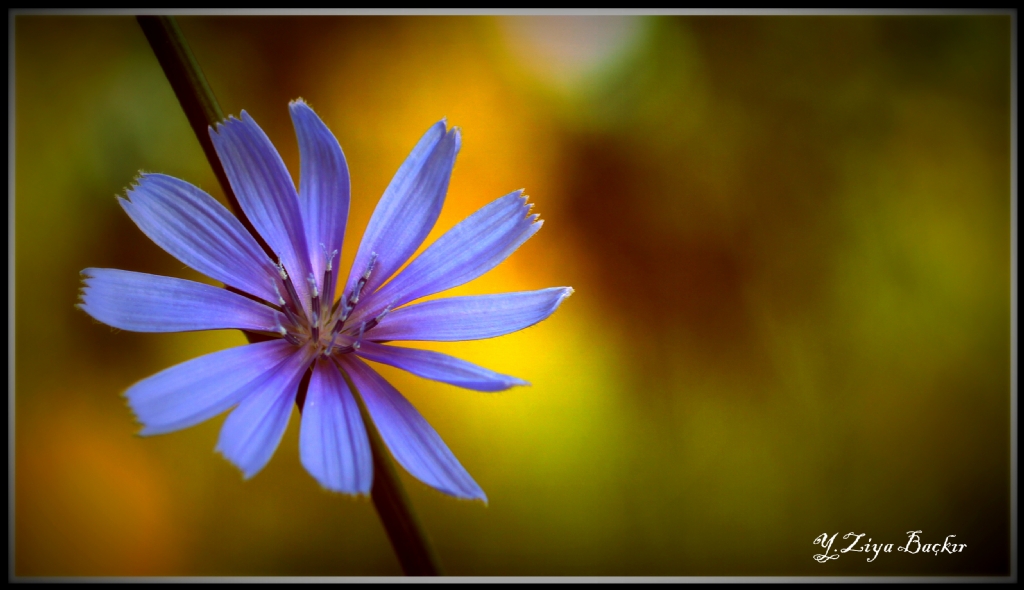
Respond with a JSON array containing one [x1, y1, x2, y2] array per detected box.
[[269, 250, 390, 358]]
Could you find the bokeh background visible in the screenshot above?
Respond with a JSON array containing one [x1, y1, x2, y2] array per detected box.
[[13, 14, 1012, 576]]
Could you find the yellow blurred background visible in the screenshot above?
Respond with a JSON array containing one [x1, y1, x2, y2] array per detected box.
[[13, 15, 1012, 576]]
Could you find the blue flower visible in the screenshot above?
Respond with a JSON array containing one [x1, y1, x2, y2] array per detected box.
[[79, 100, 572, 501]]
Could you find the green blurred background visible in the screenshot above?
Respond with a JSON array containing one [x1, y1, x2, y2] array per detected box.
[[13, 15, 1012, 576]]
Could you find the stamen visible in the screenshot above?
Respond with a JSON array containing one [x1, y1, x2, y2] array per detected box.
[[320, 244, 338, 272], [323, 330, 340, 357], [351, 252, 377, 306], [336, 252, 378, 328], [351, 322, 366, 351], [338, 302, 353, 326], [281, 300, 302, 329], [274, 313, 302, 346], [272, 282, 286, 307], [306, 273, 321, 341], [319, 247, 339, 323], [306, 273, 319, 299], [321, 268, 335, 323], [361, 304, 392, 333], [280, 269, 303, 316]]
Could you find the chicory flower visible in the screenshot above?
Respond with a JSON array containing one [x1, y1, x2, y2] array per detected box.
[[79, 100, 571, 501]]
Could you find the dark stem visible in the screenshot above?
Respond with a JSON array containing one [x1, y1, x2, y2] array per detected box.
[[332, 369, 443, 576], [136, 15, 272, 259], [137, 15, 441, 577]]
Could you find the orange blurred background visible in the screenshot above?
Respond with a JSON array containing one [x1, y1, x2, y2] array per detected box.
[[13, 15, 1012, 576]]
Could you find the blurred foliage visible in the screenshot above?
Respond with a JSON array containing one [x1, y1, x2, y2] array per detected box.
[[14, 15, 1011, 576]]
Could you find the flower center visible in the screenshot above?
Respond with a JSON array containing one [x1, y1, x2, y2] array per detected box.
[[270, 252, 389, 359]]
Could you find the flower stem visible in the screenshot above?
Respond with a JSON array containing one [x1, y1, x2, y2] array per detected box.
[[338, 369, 444, 576], [137, 15, 442, 576], [135, 16, 270, 255]]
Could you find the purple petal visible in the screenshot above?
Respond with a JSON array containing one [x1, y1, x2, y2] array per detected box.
[[357, 342, 528, 392], [215, 346, 314, 479], [119, 173, 279, 303], [368, 288, 573, 342], [290, 100, 349, 291], [339, 356, 486, 501], [79, 268, 279, 333], [299, 359, 372, 494], [353, 190, 541, 324], [345, 121, 460, 299], [210, 111, 313, 308], [125, 340, 299, 436]]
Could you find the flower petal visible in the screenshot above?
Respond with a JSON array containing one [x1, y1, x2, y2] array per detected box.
[[79, 268, 280, 333], [353, 190, 541, 324], [119, 173, 279, 303], [339, 356, 486, 501], [368, 288, 573, 342], [290, 100, 349, 291], [357, 342, 528, 392], [210, 111, 313, 307], [215, 346, 314, 479], [299, 359, 372, 494], [125, 340, 298, 436], [345, 121, 460, 299]]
